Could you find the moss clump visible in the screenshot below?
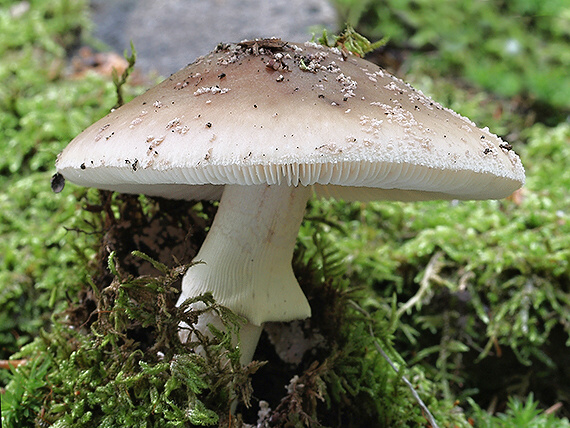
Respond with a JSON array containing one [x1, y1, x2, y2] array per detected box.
[[2, 259, 262, 427], [0, 0, 117, 386], [2, 187, 261, 426], [305, 122, 570, 420]]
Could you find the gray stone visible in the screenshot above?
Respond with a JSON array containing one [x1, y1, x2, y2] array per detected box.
[[90, 0, 338, 76]]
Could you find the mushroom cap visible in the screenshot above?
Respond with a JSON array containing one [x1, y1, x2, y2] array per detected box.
[[56, 39, 525, 202]]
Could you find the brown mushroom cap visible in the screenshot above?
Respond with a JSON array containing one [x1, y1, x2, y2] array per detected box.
[[56, 40, 525, 201]]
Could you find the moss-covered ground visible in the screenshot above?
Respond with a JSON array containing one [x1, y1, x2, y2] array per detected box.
[[1, 0, 569, 426]]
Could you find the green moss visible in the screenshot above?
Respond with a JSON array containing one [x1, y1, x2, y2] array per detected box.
[[1, 186, 472, 426], [305, 123, 570, 420], [3, 188, 472, 426], [0, 0, 109, 385], [0, 0, 147, 387], [469, 393, 570, 428], [316, 26, 389, 56], [2, 256, 259, 427]]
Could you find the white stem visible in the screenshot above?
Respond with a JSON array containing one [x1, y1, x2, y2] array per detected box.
[[181, 308, 263, 366], [177, 184, 312, 364]]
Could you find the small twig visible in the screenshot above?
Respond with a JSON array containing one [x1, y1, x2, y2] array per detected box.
[[544, 402, 563, 415], [112, 41, 137, 109], [487, 394, 498, 414], [0, 359, 27, 369], [396, 251, 444, 319], [349, 301, 440, 428]]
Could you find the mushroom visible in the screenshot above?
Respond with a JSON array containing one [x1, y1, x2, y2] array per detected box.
[[55, 39, 525, 365]]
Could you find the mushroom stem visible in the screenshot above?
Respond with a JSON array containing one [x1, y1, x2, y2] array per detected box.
[[177, 183, 312, 364], [182, 309, 263, 366]]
